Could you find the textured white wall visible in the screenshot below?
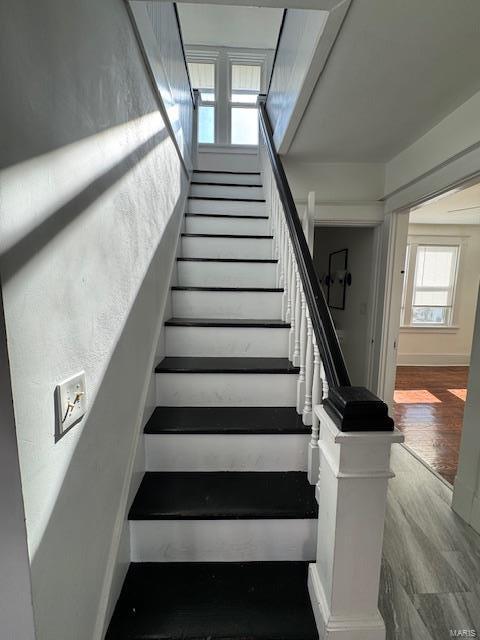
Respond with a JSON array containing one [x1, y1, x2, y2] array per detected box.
[[267, 9, 328, 150], [0, 291, 36, 640], [142, 1, 194, 167], [0, 0, 189, 638], [453, 285, 480, 532]]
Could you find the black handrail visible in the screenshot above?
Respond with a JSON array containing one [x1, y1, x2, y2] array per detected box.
[[173, 3, 195, 107], [259, 99, 349, 388], [258, 99, 393, 431], [267, 9, 287, 98]]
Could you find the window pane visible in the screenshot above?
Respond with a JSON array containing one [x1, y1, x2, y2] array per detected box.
[[415, 246, 457, 288], [198, 106, 215, 144], [188, 62, 215, 91], [411, 307, 448, 324], [231, 64, 261, 93], [231, 108, 258, 145], [414, 290, 450, 306], [232, 92, 258, 104], [200, 90, 215, 103]]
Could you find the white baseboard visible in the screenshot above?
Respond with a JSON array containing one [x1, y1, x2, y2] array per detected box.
[[396, 353, 470, 366], [308, 564, 386, 640]]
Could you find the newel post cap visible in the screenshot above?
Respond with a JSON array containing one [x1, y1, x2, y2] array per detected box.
[[323, 386, 395, 432]]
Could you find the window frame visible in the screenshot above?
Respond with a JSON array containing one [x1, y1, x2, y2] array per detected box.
[[227, 59, 264, 146], [187, 53, 219, 145], [401, 236, 464, 329]]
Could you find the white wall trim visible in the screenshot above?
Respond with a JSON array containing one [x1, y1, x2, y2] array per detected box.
[[399, 325, 459, 334], [396, 353, 470, 366], [198, 143, 259, 155]]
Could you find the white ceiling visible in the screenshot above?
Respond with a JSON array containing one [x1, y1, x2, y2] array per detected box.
[[288, 0, 480, 162], [410, 182, 480, 226], [177, 3, 283, 49]]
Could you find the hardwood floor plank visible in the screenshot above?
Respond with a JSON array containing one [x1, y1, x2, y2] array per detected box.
[[394, 366, 469, 484]]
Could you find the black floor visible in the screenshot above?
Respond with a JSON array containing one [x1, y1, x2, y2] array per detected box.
[[129, 472, 318, 520], [106, 562, 319, 640], [144, 406, 310, 434]]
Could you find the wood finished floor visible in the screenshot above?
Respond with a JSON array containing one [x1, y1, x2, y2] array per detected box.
[[381, 444, 480, 640], [393, 366, 469, 484]]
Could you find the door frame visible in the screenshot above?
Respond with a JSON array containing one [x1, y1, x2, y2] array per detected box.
[[376, 174, 480, 409]]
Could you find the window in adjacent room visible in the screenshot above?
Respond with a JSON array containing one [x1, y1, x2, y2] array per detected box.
[[188, 61, 216, 143], [402, 242, 460, 326]]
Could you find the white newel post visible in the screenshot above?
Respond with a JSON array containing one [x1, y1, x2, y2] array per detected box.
[[308, 405, 403, 640]]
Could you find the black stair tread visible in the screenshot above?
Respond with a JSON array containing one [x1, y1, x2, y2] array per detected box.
[[155, 357, 300, 374], [129, 472, 317, 520], [193, 169, 261, 175], [177, 257, 278, 263], [188, 196, 266, 202], [145, 406, 309, 434], [191, 181, 263, 187], [171, 286, 283, 292], [182, 232, 273, 239], [165, 317, 289, 328], [185, 212, 268, 219], [106, 561, 318, 640]]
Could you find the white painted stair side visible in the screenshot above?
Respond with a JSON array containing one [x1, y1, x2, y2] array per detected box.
[[190, 184, 264, 199], [177, 260, 277, 287], [185, 215, 269, 236], [172, 289, 282, 319], [181, 235, 274, 259], [130, 519, 316, 562], [155, 372, 297, 406], [145, 433, 309, 472], [188, 198, 266, 216], [165, 326, 289, 357], [193, 172, 261, 185]]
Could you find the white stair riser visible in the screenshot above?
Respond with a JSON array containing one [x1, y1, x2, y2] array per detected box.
[[188, 198, 266, 216], [130, 519, 316, 562], [193, 172, 261, 185], [165, 326, 289, 357], [190, 184, 264, 199], [145, 434, 309, 471], [182, 236, 273, 260], [172, 290, 281, 319], [156, 372, 297, 406], [177, 261, 277, 287], [185, 216, 269, 236]]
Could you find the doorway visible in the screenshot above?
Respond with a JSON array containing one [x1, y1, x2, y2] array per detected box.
[[390, 182, 480, 484], [313, 224, 379, 389]]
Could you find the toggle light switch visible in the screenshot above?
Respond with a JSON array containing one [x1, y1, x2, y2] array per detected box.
[[55, 372, 87, 440]]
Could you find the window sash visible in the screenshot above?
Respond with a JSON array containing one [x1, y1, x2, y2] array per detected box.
[[402, 242, 460, 327]]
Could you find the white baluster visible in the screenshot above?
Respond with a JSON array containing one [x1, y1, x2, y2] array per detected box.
[[296, 293, 307, 414], [278, 213, 285, 291], [288, 253, 297, 361], [292, 271, 301, 366], [308, 339, 321, 484], [284, 242, 292, 322], [320, 360, 329, 400], [303, 311, 313, 426]]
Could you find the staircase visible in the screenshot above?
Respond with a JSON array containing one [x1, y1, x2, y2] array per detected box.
[[106, 168, 320, 639]]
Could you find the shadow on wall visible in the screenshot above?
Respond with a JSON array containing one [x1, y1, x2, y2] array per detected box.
[[0, 124, 169, 282]]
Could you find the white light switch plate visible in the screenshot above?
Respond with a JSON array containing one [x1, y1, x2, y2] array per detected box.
[[55, 372, 87, 439]]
